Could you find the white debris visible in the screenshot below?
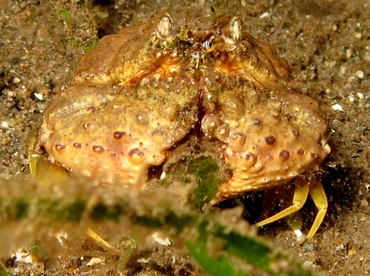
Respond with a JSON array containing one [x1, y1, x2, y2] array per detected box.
[[87, 257, 104, 266], [13, 249, 34, 264], [294, 229, 303, 238], [137, 258, 150, 263], [355, 70, 364, 79], [1, 121, 9, 129], [55, 230, 68, 245], [357, 92, 364, 100], [259, 11, 270, 19], [335, 244, 345, 251], [332, 103, 343, 111], [34, 92, 44, 100], [152, 232, 171, 246]]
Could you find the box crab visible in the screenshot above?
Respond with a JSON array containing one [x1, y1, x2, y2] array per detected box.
[[36, 13, 331, 238]]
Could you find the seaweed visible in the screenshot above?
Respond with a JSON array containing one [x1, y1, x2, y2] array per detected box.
[[0, 177, 315, 275]]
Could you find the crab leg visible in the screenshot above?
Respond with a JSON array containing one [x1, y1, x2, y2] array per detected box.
[[306, 177, 328, 238], [256, 176, 309, 229], [256, 175, 328, 238]]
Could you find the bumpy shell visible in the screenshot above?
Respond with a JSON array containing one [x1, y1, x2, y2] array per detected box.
[[38, 14, 330, 198]]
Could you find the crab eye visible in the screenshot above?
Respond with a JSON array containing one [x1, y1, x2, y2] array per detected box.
[[156, 15, 173, 40], [228, 16, 242, 41]]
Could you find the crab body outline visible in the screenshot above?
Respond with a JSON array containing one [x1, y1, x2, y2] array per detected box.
[[37, 13, 331, 238]]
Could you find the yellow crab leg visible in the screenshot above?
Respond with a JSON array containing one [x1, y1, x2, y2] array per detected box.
[[306, 178, 328, 238], [86, 228, 114, 250], [28, 138, 117, 250], [256, 177, 309, 229], [28, 136, 69, 185]]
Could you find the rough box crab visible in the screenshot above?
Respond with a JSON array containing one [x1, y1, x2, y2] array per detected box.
[[36, 13, 331, 238]]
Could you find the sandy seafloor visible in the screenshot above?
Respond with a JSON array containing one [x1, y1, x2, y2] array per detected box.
[[0, 0, 369, 275]]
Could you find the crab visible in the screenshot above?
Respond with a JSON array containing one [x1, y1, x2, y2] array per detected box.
[[36, 13, 331, 238]]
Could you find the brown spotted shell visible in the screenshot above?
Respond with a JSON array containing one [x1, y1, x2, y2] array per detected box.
[[38, 14, 330, 198]]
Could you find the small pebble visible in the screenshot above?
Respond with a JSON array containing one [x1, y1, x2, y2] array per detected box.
[[355, 70, 364, 79], [354, 32, 362, 39], [346, 48, 353, 58], [1, 121, 9, 129], [357, 92, 364, 100], [13, 77, 21, 84]]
